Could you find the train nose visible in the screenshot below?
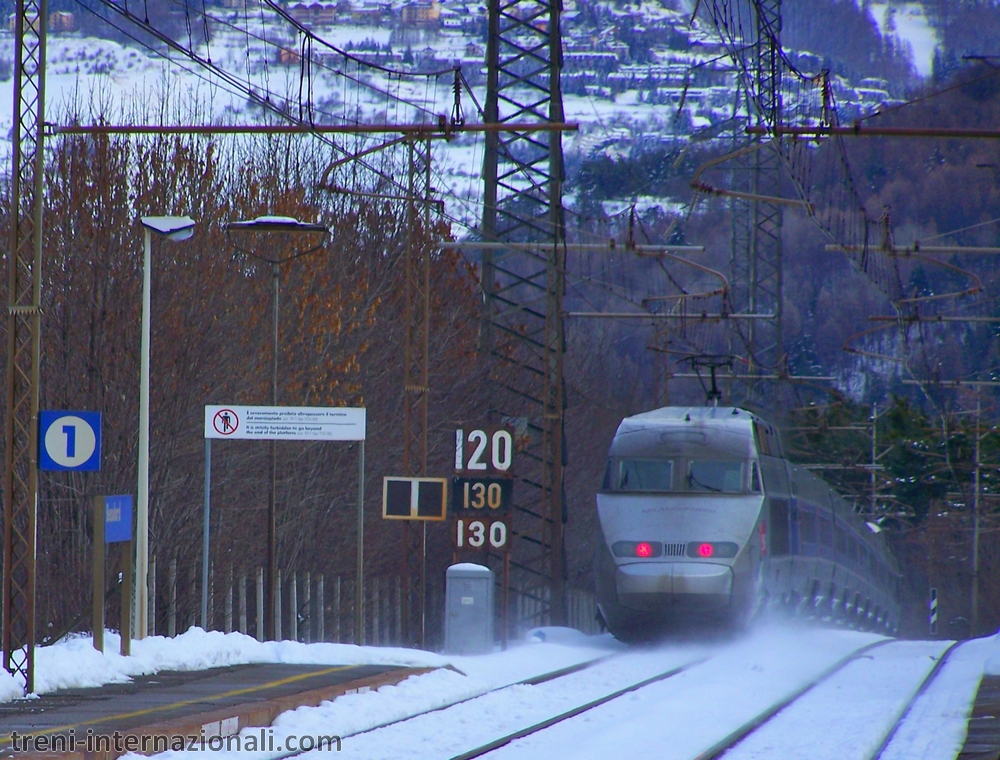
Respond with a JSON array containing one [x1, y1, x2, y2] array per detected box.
[[615, 562, 733, 611]]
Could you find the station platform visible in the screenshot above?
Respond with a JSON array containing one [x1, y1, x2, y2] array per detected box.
[[0, 662, 429, 760], [960, 674, 1000, 760]]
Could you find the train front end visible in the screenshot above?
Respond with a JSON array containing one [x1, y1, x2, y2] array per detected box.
[[595, 407, 765, 640]]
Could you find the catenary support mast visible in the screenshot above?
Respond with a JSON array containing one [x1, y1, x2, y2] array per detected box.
[[4, 0, 48, 691], [480, 0, 568, 628]]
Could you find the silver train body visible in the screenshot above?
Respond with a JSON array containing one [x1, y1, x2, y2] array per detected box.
[[595, 406, 902, 640]]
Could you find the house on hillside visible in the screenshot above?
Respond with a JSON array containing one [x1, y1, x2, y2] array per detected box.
[[288, 1, 338, 26], [401, 0, 441, 26], [49, 11, 76, 32], [350, 2, 385, 23], [277, 47, 300, 65]]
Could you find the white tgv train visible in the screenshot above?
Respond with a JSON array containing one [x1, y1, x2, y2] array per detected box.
[[594, 406, 902, 640]]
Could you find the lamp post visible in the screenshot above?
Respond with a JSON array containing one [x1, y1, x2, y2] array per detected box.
[[136, 216, 196, 640], [224, 215, 328, 640]]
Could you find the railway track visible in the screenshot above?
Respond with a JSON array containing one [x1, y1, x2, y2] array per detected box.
[[444, 638, 897, 760], [701, 639, 959, 760], [329, 643, 711, 759], [449, 657, 708, 760], [219, 631, 960, 760], [245, 652, 622, 760], [394, 634, 957, 760]]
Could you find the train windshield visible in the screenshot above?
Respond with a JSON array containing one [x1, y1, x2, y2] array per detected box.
[[602, 458, 759, 493], [614, 459, 674, 492], [687, 460, 744, 493]]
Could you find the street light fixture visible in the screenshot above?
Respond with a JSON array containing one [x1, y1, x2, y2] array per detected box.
[[223, 215, 329, 640], [136, 215, 196, 640]]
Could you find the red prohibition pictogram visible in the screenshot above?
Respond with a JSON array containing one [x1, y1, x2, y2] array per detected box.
[[213, 409, 239, 436]]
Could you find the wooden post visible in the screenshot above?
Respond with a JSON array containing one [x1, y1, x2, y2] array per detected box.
[[92, 496, 105, 653], [430, 576, 440, 648], [303, 571, 311, 643], [333, 576, 341, 643], [382, 576, 391, 644], [289, 571, 298, 642], [372, 577, 381, 645], [394, 576, 402, 646], [187, 562, 197, 631], [148, 556, 156, 637], [239, 573, 247, 635], [503, 552, 510, 649], [256, 567, 264, 642], [275, 569, 283, 641], [317, 574, 325, 642], [167, 558, 177, 637], [120, 540, 133, 656], [224, 566, 233, 634]]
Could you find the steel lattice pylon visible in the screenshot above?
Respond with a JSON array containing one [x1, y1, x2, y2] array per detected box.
[[703, 0, 784, 396], [4, 0, 47, 691], [401, 137, 433, 646], [749, 0, 783, 379], [480, 0, 567, 629]]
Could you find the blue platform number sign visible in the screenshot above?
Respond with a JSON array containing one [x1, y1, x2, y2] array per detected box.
[[39, 411, 102, 472], [103, 495, 133, 544]]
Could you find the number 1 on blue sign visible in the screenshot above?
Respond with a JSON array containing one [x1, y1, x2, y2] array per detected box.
[[62, 425, 76, 457]]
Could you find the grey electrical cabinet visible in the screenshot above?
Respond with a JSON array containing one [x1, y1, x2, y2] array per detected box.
[[444, 563, 494, 654]]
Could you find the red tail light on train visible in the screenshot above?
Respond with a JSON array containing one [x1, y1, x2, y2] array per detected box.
[[686, 541, 739, 558], [612, 541, 663, 558]]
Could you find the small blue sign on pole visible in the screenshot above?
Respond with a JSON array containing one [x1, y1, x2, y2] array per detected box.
[[39, 411, 102, 471], [104, 495, 133, 544]]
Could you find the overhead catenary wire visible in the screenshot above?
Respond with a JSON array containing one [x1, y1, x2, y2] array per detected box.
[[77, 0, 439, 176], [160, 0, 448, 122]]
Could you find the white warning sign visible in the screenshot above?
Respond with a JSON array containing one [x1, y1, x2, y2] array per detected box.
[[204, 405, 366, 441]]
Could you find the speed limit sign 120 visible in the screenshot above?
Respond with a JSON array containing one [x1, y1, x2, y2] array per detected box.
[[455, 427, 513, 474], [455, 516, 510, 553]]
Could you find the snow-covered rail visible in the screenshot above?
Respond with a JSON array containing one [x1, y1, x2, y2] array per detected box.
[[327, 643, 710, 759], [450, 657, 707, 760], [864, 640, 961, 760], [344, 654, 618, 740], [240, 626, 964, 760], [695, 639, 894, 759], [400, 627, 918, 760], [711, 639, 959, 760], [446, 637, 898, 760]]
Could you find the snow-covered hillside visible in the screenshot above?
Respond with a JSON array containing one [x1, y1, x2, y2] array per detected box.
[[0, 0, 937, 230]]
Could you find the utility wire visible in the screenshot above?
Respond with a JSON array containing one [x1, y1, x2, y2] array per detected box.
[[75, 0, 480, 230], [165, 0, 446, 121]]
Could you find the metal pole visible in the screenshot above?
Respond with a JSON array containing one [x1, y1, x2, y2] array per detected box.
[[421, 522, 426, 647], [871, 403, 877, 515], [266, 261, 279, 640], [120, 540, 132, 656], [972, 397, 981, 637], [4, 0, 47, 694], [201, 438, 211, 629], [135, 228, 152, 639], [92, 496, 105, 653], [356, 439, 365, 645]]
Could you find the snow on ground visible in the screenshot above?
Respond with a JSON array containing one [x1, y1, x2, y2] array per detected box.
[[288, 639, 708, 760], [723, 639, 951, 760], [6, 625, 612, 701], [480, 622, 886, 760], [869, 2, 939, 78], [14, 623, 1000, 760], [881, 635, 998, 760]]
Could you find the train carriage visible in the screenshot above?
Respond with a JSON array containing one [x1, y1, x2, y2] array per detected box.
[[594, 406, 902, 641]]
